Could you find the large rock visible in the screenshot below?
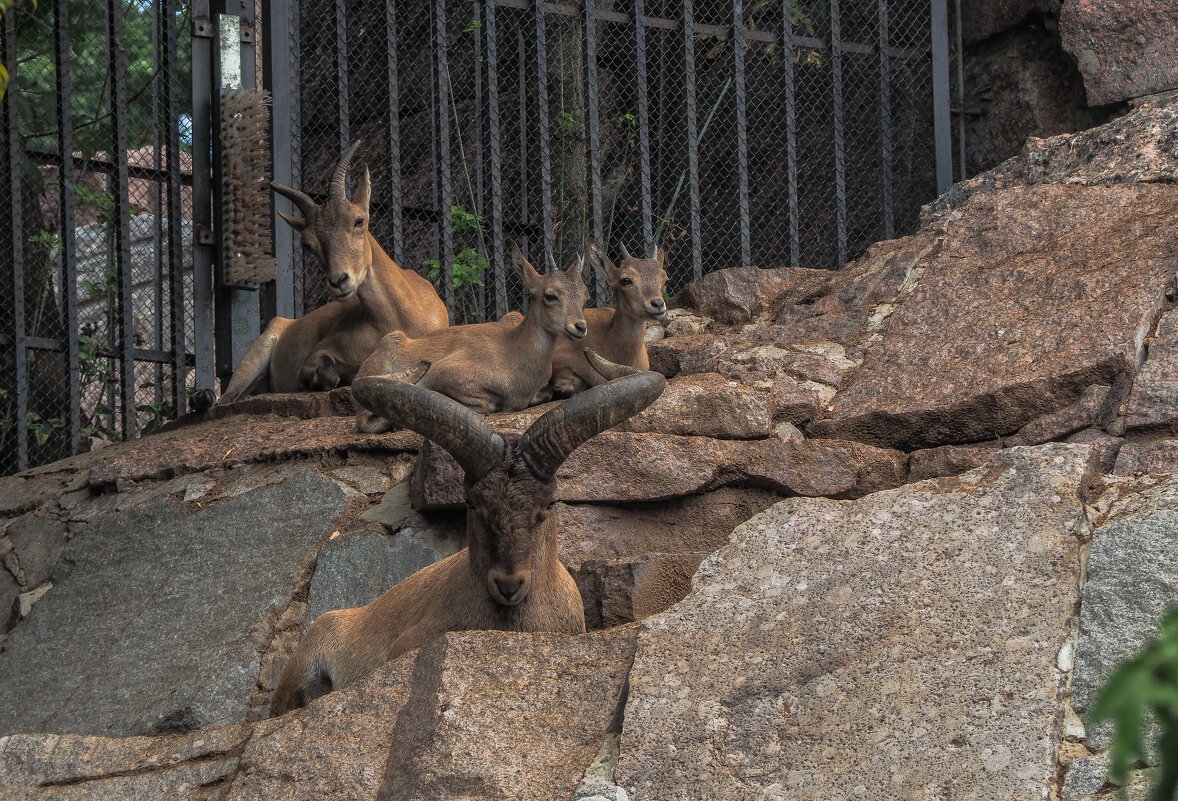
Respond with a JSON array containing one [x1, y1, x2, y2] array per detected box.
[[379, 629, 635, 801], [1060, 0, 1178, 106], [960, 0, 1055, 43], [1071, 475, 1178, 748], [617, 444, 1092, 799], [305, 514, 465, 628], [810, 184, 1178, 449], [0, 470, 346, 737], [1125, 307, 1178, 434], [411, 432, 907, 509], [674, 266, 827, 325], [4, 515, 69, 589]]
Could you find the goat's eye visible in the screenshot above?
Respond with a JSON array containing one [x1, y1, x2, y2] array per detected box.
[[544, 291, 558, 303], [620, 277, 633, 287], [354, 216, 365, 229]]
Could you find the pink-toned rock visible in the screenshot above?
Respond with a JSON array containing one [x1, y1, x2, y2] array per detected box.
[[810, 184, 1178, 450], [1114, 440, 1178, 476], [908, 443, 1003, 481], [411, 432, 907, 509], [1126, 308, 1178, 435], [572, 553, 704, 630], [1060, 0, 1178, 106], [674, 266, 828, 324]]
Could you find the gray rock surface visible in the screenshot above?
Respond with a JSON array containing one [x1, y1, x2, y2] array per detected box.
[[1072, 474, 1178, 754], [1126, 308, 1178, 434], [359, 482, 415, 529], [0, 568, 18, 633], [1062, 755, 1108, 799], [4, 516, 69, 589], [0, 470, 345, 737], [617, 444, 1091, 800], [305, 514, 465, 628]]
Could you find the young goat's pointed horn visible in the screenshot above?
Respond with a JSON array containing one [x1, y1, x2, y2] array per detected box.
[[352, 366, 505, 482], [618, 242, 632, 261], [271, 180, 317, 216], [518, 351, 666, 481], [329, 140, 363, 200]]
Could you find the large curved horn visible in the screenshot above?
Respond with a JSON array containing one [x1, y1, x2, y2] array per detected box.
[[518, 350, 666, 481], [329, 140, 363, 200], [352, 367, 504, 482], [271, 180, 316, 216], [617, 241, 632, 261]]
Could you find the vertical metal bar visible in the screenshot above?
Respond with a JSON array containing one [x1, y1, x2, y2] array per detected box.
[[954, 0, 966, 182], [472, 2, 486, 319], [931, 0, 952, 193], [264, 0, 297, 318], [334, 0, 350, 148], [634, 0, 654, 255], [584, 0, 605, 300], [4, 11, 27, 469], [54, 0, 81, 451], [782, 0, 799, 265], [150, 0, 165, 411], [517, 28, 530, 264], [385, 0, 405, 265], [162, 0, 187, 415], [533, 0, 553, 256], [192, 0, 216, 392], [108, 0, 137, 437], [434, 0, 455, 317], [830, 0, 847, 266], [683, 0, 702, 279], [484, 0, 507, 317], [877, 0, 894, 239], [732, 0, 751, 267]]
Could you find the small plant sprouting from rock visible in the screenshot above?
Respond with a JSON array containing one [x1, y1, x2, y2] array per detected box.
[[425, 205, 490, 325], [1090, 606, 1178, 801]]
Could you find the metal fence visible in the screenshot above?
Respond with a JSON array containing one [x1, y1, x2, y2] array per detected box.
[[267, 0, 951, 324], [1, 0, 199, 475]]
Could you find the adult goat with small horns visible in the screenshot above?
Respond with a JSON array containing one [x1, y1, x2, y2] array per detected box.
[[269, 352, 666, 715], [217, 142, 448, 404]]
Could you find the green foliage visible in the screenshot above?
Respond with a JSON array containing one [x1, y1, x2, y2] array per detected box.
[[1091, 607, 1178, 801], [425, 205, 490, 323], [463, 17, 481, 32], [556, 111, 575, 132]]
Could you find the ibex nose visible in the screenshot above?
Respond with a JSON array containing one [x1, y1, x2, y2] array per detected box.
[[574, 321, 587, 336], [328, 273, 351, 290], [648, 298, 667, 316], [494, 576, 524, 601]]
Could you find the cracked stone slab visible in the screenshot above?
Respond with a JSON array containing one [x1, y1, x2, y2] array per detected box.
[[809, 184, 1178, 450], [0, 469, 345, 738], [617, 444, 1091, 800]]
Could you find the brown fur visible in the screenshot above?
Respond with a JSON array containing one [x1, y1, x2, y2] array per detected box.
[[547, 242, 667, 397], [218, 155, 448, 405], [269, 443, 584, 715], [353, 243, 588, 430]]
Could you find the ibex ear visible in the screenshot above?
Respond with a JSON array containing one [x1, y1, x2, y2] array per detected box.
[[584, 236, 616, 283], [655, 245, 667, 270], [510, 242, 544, 292], [277, 210, 306, 231], [353, 165, 371, 213]]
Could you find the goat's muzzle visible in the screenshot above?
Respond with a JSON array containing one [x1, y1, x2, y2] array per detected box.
[[327, 273, 355, 299], [566, 321, 588, 340], [646, 298, 667, 318], [488, 570, 530, 606]]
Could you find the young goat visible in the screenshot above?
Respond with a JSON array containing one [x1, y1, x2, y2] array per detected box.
[[353, 241, 589, 432], [269, 352, 665, 715], [217, 142, 448, 404], [545, 239, 668, 398]]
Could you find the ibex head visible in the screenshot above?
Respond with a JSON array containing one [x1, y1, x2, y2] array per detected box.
[[609, 241, 668, 320], [272, 141, 373, 300], [511, 242, 590, 341], [352, 353, 665, 606]]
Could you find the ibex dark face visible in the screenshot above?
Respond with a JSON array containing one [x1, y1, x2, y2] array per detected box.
[[511, 243, 589, 341], [272, 142, 374, 300], [604, 241, 668, 320], [464, 448, 557, 606], [350, 352, 666, 611]]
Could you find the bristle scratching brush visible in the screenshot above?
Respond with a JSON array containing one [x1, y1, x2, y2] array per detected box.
[[220, 86, 276, 287]]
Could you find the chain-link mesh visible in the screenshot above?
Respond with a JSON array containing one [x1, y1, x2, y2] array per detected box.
[[282, 0, 941, 323], [0, 0, 194, 475]]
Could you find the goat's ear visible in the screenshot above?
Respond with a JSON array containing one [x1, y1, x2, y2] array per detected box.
[[584, 237, 616, 283], [655, 245, 667, 270], [353, 165, 371, 213], [511, 242, 544, 291], [277, 210, 306, 231]]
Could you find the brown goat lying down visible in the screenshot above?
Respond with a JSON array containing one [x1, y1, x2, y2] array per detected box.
[[218, 142, 447, 404], [269, 352, 665, 715], [353, 241, 590, 433]]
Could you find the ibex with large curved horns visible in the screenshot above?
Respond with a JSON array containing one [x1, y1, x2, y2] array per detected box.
[[352, 240, 589, 432], [269, 352, 666, 714], [217, 142, 448, 404], [543, 238, 668, 398]]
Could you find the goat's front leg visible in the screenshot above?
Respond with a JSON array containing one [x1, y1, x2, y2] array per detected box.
[[299, 350, 348, 391], [356, 408, 397, 434], [218, 317, 295, 405]]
